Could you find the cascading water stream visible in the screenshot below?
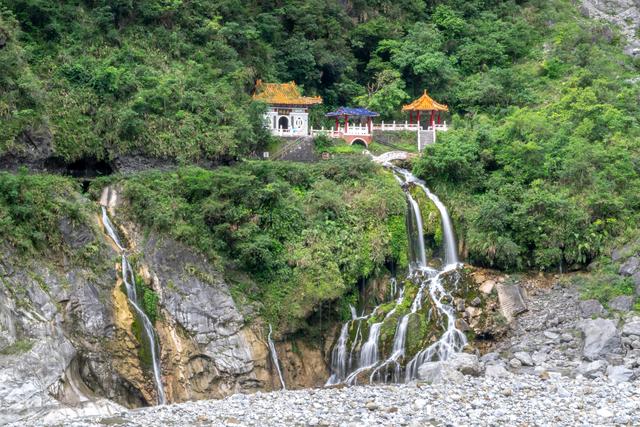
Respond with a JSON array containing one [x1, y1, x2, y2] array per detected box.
[[268, 324, 286, 390], [394, 168, 458, 266], [326, 166, 466, 385], [100, 206, 166, 405]]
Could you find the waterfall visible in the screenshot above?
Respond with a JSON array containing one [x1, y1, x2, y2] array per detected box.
[[267, 324, 286, 390], [394, 168, 458, 266], [326, 322, 350, 386], [414, 183, 458, 266], [100, 207, 166, 405], [359, 322, 382, 367], [405, 191, 428, 271], [326, 166, 466, 385]]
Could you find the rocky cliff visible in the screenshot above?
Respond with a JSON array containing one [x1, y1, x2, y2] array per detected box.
[[0, 188, 328, 424], [581, 0, 640, 56]]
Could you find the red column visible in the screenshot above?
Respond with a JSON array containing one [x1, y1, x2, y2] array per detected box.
[[335, 118, 339, 131], [430, 110, 435, 128], [437, 112, 441, 125], [344, 115, 349, 133]]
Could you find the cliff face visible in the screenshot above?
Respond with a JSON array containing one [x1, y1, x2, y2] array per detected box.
[[0, 190, 328, 424], [581, 0, 640, 56]]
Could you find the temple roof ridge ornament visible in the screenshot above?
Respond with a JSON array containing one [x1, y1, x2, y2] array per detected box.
[[402, 90, 449, 112], [252, 79, 322, 106]]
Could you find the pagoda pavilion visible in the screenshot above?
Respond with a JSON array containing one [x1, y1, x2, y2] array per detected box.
[[253, 80, 322, 137], [322, 107, 379, 146], [402, 90, 449, 130]]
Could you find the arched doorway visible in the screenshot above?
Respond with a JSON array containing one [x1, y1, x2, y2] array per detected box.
[[351, 138, 368, 147], [278, 116, 289, 130]]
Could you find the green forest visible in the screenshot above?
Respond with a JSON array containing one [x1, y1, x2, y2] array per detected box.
[[1, 0, 640, 278]]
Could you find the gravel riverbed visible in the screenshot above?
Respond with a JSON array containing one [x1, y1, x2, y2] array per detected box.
[[35, 374, 639, 427]]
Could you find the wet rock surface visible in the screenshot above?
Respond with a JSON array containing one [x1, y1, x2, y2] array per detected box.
[[25, 374, 640, 427]]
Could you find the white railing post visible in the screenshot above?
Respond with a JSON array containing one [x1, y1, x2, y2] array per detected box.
[[393, 121, 396, 130]]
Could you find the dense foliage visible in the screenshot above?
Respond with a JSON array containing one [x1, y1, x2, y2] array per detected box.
[[2, 0, 612, 162], [2, 0, 639, 277], [0, 170, 90, 253], [119, 158, 408, 330], [413, 3, 640, 271]]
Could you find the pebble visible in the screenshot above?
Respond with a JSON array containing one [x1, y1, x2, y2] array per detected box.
[[24, 375, 639, 427]]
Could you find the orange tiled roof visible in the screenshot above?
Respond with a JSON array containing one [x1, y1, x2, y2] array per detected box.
[[253, 80, 322, 106], [402, 90, 449, 112]]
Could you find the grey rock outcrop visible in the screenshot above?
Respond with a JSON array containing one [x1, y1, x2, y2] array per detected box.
[[581, 0, 640, 57], [142, 234, 259, 393], [608, 295, 634, 312], [619, 256, 640, 276], [0, 241, 141, 424], [580, 318, 622, 361], [580, 299, 604, 317]]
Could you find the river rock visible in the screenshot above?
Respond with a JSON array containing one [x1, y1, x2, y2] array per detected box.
[[581, 319, 622, 361], [485, 364, 509, 378], [417, 362, 463, 384], [447, 353, 483, 376], [580, 300, 604, 318], [514, 352, 534, 366], [479, 280, 495, 294], [578, 360, 608, 378], [608, 295, 634, 312], [622, 317, 640, 337], [606, 365, 635, 383], [509, 358, 522, 369], [480, 352, 500, 363], [619, 257, 640, 276]]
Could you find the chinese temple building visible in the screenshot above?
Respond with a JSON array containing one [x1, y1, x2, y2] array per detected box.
[[253, 80, 322, 137], [321, 107, 380, 146], [402, 90, 449, 130]]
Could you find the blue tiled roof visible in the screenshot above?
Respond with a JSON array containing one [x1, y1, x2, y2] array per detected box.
[[326, 107, 380, 117]]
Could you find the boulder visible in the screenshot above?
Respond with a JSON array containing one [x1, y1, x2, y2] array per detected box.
[[578, 360, 608, 378], [581, 319, 622, 361], [479, 280, 495, 294], [479, 352, 500, 364], [514, 351, 534, 366], [497, 283, 527, 321], [608, 295, 634, 312], [579, 299, 604, 318], [622, 317, 640, 337], [417, 362, 463, 384], [485, 364, 509, 378], [619, 257, 640, 276], [606, 365, 634, 384], [447, 353, 483, 376]]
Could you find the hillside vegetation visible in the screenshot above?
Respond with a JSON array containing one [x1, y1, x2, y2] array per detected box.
[[1, 0, 639, 275]]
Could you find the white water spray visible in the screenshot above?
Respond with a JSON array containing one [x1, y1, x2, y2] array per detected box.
[[326, 166, 466, 385], [268, 324, 286, 390], [100, 206, 166, 405]]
